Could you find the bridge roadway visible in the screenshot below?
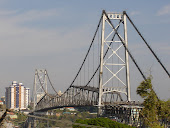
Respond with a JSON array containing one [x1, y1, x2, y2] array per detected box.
[[34, 85, 128, 112], [33, 100, 143, 127], [33, 10, 170, 114], [35, 85, 99, 112], [34, 83, 143, 126]]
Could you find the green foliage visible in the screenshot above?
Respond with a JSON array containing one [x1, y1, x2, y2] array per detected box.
[[136, 77, 152, 98], [73, 117, 136, 128], [136, 77, 170, 127], [157, 99, 170, 126], [34, 110, 97, 127], [76, 106, 97, 113], [12, 112, 27, 127], [54, 108, 63, 113]]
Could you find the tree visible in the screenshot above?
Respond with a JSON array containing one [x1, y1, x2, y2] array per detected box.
[[136, 77, 169, 127], [73, 118, 135, 128], [157, 99, 170, 127]]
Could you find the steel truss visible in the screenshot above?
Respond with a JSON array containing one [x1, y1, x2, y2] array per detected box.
[[98, 11, 131, 115], [103, 104, 143, 126], [33, 69, 48, 110], [33, 10, 169, 114], [35, 85, 124, 111]]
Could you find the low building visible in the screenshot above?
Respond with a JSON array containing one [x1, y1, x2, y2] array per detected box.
[[0, 100, 3, 105], [63, 112, 71, 114], [7, 112, 18, 119], [56, 113, 62, 117], [58, 90, 63, 96], [66, 107, 76, 111], [1, 96, 5, 104]]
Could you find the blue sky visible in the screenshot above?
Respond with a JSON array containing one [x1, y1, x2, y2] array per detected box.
[[0, 0, 169, 101]]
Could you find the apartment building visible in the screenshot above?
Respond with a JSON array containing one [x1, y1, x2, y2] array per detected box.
[[5, 81, 30, 110]]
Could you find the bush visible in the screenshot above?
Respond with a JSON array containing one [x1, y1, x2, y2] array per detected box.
[[73, 117, 136, 128]]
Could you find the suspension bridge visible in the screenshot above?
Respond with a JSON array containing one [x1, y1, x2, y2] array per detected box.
[[25, 10, 169, 127]]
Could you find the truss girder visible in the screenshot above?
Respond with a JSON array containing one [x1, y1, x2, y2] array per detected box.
[[35, 85, 123, 111], [34, 10, 166, 113]]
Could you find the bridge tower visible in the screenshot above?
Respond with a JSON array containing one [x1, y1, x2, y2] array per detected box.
[[33, 69, 47, 110], [98, 11, 130, 115]]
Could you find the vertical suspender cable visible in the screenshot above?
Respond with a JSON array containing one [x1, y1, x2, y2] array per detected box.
[[84, 21, 122, 87], [69, 13, 103, 87], [93, 38, 95, 87]]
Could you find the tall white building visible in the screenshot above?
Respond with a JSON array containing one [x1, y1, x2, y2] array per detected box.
[[24, 88, 30, 108], [5, 84, 14, 109], [5, 81, 30, 110]]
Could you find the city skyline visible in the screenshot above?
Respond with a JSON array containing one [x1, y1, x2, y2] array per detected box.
[[0, 1, 169, 101]]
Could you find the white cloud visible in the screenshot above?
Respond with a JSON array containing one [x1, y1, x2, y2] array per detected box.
[[0, 9, 94, 97], [10, 9, 60, 23], [155, 43, 170, 55], [0, 9, 91, 57], [130, 11, 140, 16], [157, 4, 170, 16], [0, 10, 18, 16]]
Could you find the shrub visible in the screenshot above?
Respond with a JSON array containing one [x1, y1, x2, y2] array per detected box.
[[73, 117, 136, 128]]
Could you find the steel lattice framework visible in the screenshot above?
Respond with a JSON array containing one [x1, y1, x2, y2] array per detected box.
[[33, 10, 169, 114], [98, 11, 130, 115], [33, 69, 47, 110]]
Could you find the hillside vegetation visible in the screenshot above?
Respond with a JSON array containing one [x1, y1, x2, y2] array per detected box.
[[73, 117, 136, 128]]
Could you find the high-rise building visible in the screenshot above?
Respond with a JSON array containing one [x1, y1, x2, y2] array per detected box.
[[5, 81, 30, 110], [24, 88, 30, 108]]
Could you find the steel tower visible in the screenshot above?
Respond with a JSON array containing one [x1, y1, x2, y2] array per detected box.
[[98, 11, 130, 115], [33, 69, 47, 110]]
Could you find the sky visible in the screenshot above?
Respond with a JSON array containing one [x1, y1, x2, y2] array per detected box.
[[0, 0, 169, 101]]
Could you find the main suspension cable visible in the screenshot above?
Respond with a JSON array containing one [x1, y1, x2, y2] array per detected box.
[[69, 12, 103, 87], [125, 11, 170, 78], [36, 70, 58, 99], [46, 70, 59, 94], [84, 20, 122, 87]]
